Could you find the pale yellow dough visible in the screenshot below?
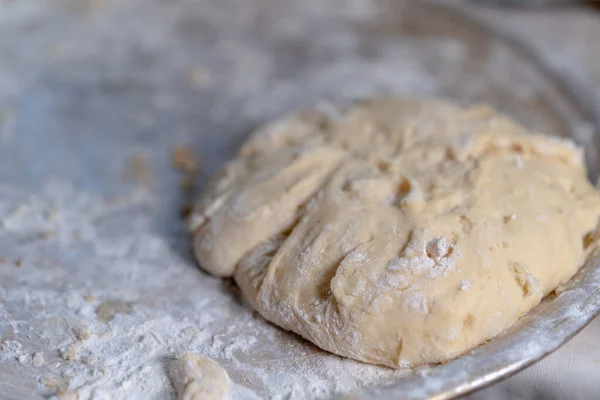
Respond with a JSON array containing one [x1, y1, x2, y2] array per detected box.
[[190, 97, 600, 368], [170, 353, 229, 400]]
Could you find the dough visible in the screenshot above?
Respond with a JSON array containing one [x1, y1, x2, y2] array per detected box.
[[170, 353, 229, 400], [189, 97, 600, 368]]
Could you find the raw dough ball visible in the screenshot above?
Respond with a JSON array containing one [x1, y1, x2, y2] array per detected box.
[[190, 97, 600, 368], [170, 353, 229, 400]]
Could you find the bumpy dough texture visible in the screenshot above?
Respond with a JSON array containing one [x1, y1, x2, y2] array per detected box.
[[170, 353, 229, 400], [190, 97, 600, 368]]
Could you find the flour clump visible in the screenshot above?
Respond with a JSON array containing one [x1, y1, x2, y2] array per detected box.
[[170, 353, 229, 400]]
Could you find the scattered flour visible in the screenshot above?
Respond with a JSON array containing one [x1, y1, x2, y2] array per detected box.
[[0, 181, 408, 399]]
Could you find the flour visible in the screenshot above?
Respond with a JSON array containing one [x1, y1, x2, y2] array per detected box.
[[32, 352, 44, 368], [459, 280, 471, 291], [0, 340, 24, 361], [0, 181, 407, 399], [387, 232, 459, 281]]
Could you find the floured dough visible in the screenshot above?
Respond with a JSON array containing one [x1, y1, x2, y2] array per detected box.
[[189, 97, 600, 368], [170, 353, 229, 400]]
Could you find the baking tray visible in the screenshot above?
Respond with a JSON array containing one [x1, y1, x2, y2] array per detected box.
[[1, 0, 599, 399]]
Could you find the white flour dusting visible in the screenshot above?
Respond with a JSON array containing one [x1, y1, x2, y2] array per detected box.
[[0, 181, 408, 399]]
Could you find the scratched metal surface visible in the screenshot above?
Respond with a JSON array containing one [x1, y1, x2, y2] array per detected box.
[[1, 0, 599, 399]]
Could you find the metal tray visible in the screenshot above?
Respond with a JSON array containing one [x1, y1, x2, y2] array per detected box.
[[0, 0, 599, 399]]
